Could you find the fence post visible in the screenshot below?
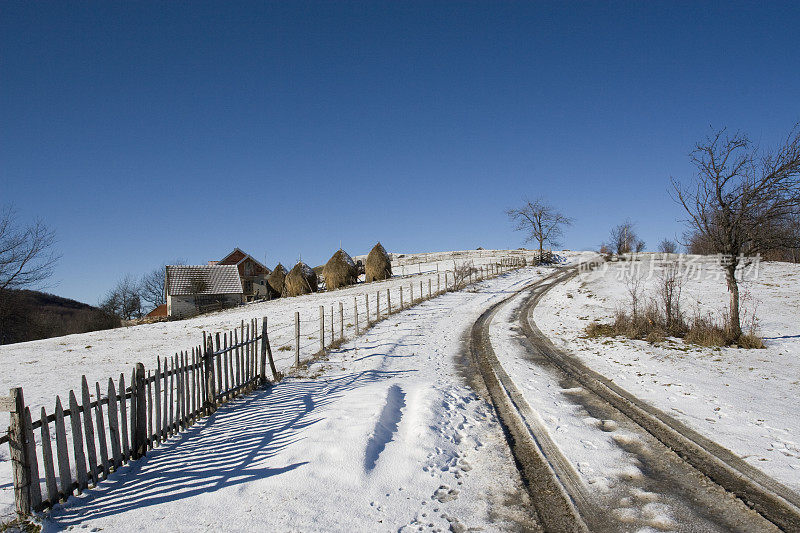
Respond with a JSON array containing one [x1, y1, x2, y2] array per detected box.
[[203, 334, 215, 415], [386, 288, 391, 315], [339, 302, 344, 339], [376, 291, 380, 321], [365, 294, 370, 325], [354, 297, 359, 335], [294, 311, 300, 367], [133, 363, 147, 460], [259, 318, 265, 382], [437, 274, 440, 294], [319, 306, 325, 352], [215, 333, 223, 395], [8, 387, 31, 516], [428, 278, 432, 298], [263, 317, 279, 381], [400, 287, 404, 309]]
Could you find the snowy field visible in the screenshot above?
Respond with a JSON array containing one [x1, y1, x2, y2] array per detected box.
[[0, 249, 545, 524], [0, 249, 517, 427], [534, 255, 800, 494], [36, 266, 573, 531]]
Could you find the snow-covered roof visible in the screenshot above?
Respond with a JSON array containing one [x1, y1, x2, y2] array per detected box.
[[165, 265, 244, 296]]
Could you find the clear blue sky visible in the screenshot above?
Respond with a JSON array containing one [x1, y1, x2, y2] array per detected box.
[[2, 1, 798, 305]]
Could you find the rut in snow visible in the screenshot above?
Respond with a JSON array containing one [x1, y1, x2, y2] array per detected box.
[[364, 384, 406, 471]]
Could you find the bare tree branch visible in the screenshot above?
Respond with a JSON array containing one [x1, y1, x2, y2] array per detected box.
[[139, 258, 186, 311], [672, 124, 800, 339], [608, 219, 645, 255], [0, 206, 60, 291], [506, 198, 572, 259]]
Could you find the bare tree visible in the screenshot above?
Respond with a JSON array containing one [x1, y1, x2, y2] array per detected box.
[[101, 274, 143, 320], [609, 219, 645, 255], [506, 198, 572, 259], [657, 239, 678, 254], [657, 261, 684, 329], [139, 259, 186, 311], [623, 270, 645, 320], [0, 206, 59, 291], [672, 125, 800, 339]]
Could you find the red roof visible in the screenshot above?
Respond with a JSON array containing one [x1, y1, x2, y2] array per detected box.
[[146, 304, 168, 317]]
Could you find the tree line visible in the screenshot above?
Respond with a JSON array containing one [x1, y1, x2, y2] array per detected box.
[[99, 261, 185, 320]]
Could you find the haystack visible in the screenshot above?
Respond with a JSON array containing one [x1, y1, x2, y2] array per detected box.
[[266, 263, 287, 299], [365, 242, 392, 282], [283, 261, 318, 297], [323, 249, 358, 290]]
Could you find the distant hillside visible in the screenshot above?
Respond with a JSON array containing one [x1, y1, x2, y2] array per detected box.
[[0, 289, 120, 345]]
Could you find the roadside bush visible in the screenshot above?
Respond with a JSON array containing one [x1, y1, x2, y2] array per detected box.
[[682, 312, 727, 347], [584, 261, 764, 349], [451, 261, 477, 290]]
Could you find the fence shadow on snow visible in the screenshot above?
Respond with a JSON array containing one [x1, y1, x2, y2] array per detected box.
[[45, 368, 413, 527]]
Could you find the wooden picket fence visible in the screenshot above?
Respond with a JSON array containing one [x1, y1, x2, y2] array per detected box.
[[0, 317, 275, 516], [1, 256, 526, 518]]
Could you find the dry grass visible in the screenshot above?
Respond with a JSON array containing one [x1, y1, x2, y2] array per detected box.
[[586, 306, 764, 349], [322, 249, 358, 290], [283, 261, 318, 297], [737, 333, 766, 349], [588, 262, 765, 349], [266, 263, 287, 298], [0, 518, 41, 533], [365, 242, 392, 282]]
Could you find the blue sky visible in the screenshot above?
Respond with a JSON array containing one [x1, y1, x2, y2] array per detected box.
[[2, 1, 799, 305]]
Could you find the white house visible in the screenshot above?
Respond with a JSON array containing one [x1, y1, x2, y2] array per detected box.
[[165, 265, 244, 318]]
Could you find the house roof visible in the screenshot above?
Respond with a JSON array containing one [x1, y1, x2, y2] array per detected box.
[[218, 247, 270, 274], [146, 304, 168, 317], [165, 265, 243, 296]]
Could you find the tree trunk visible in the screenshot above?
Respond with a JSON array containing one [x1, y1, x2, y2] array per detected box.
[[538, 239, 544, 262], [725, 267, 742, 340]]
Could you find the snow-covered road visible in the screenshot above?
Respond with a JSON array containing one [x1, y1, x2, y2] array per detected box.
[[40, 268, 554, 532], [486, 267, 779, 531], [534, 257, 800, 495]]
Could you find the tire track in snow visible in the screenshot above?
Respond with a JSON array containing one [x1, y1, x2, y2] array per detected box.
[[471, 263, 800, 532]]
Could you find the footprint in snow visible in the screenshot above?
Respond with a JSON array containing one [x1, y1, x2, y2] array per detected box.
[[433, 485, 460, 503]]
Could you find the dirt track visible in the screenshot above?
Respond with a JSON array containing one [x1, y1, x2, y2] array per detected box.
[[468, 263, 800, 532]]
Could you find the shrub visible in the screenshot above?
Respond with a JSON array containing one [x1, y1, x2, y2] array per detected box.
[[585, 261, 763, 348]]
